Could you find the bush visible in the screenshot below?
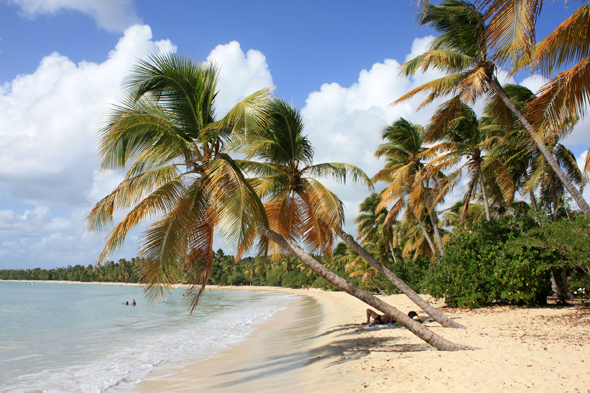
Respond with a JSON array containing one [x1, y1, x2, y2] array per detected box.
[[425, 216, 551, 308]]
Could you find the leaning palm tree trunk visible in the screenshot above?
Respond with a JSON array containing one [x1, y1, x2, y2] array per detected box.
[[336, 227, 465, 329], [367, 275, 385, 295], [258, 224, 471, 350], [489, 77, 590, 214], [414, 212, 438, 256], [423, 190, 445, 255], [477, 167, 491, 221]]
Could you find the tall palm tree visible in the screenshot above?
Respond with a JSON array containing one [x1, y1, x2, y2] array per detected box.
[[373, 118, 445, 256], [86, 53, 271, 309], [424, 98, 514, 222], [243, 101, 466, 331], [396, 0, 590, 213]]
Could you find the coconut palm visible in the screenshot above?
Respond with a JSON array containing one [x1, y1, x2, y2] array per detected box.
[[241, 101, 466, 331], [486, 84, 582, 218], [424, 98, 514, 222], [373, 118, 445, 256], [396, 0, 590, 214], [86, 53, 271, 309]]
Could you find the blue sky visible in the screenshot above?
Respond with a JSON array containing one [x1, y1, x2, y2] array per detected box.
[[0, 0, 588, 269]]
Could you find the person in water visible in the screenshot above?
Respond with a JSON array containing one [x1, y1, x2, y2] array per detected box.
[[131, 299, 136, 306], [365, 309, 420, 325]]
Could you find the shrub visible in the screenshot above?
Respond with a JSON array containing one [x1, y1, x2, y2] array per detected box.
[[425, 216, 551, 308]]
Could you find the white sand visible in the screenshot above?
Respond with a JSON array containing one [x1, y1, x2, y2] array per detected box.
[[136, 286, 590, 392]]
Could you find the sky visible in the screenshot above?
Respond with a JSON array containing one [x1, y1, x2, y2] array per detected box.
[[0, 0, 588, 270]]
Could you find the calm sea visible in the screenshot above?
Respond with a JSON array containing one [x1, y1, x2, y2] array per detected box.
[[0, 282, 295, 392]]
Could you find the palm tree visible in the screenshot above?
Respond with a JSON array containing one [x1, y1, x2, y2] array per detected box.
[[396, 0, 590, 214], [486, 84, 582, 218], [424, 98, 514, 222], [372, 118, 445, 256], [242, 100, 467, 332], [86, 53, 271, 309]]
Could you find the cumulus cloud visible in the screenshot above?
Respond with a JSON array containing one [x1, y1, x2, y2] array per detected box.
[[7, 0, 140, 32], [206, 41, 274, 115]]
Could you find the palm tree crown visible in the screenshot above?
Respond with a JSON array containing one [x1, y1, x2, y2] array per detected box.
[[237, 98, 372, 257], [86, 53, 271, 308]]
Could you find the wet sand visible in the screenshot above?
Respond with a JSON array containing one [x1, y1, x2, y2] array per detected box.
[[137, 291, 323, 392]]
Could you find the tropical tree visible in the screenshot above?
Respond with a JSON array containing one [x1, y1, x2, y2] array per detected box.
[[235, 98, 372, 257], [372, 118, 445, 256], [86, 52, 271, 309], [486, 84, 582, 218], [424, 98, 514, 222], [397, 0, 590, 213], [241, 100, 466, 331]]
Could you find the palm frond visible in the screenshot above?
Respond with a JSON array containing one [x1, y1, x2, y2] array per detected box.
[[306, 163, 373, 188], [531, 5, 590, 76]]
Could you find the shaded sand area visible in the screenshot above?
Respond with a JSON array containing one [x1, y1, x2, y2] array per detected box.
[[137, 286, 590, 392]]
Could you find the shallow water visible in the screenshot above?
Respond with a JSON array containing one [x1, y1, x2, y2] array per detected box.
[[0, 282, 295, 392]]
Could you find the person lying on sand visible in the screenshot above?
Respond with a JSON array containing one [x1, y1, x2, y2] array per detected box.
[[366, 309, 421, 325]]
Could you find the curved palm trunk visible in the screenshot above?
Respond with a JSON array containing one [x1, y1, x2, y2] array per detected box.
[[367, 275, 385, 295], [258, 224, 471, 350], [489, 77, 590, 214], [477, 166, 491, 221], [415, 212, 438, 256], [336, 227, 465, 329], [461, 179, 476, 223], [422, 186, 445, 255]]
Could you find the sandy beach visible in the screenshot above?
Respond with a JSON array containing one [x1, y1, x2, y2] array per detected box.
[[6, 281, 588, 391], [134, 286, 589, 393]]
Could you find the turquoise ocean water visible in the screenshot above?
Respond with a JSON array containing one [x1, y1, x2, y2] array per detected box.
[[0, 282, 295, 392]]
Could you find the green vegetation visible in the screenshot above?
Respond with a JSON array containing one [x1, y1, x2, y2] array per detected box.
[[0, 259, 141, 283]]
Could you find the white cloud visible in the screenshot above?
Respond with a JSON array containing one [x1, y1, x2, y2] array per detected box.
[[206, 41, 274, 115], [7, 0, 140, 32]]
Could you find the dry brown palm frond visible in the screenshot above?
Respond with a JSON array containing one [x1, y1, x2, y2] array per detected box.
[[583, 149, 590, 185], [529, 57, 590, 130], [530, 5, 590, 76], [478, 0, 542, 64]]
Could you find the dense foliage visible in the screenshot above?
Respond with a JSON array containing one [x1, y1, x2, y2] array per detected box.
[[0, 258, 142, 283]]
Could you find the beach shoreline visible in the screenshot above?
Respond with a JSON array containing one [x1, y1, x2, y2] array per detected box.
[[4, 281, 589, 391]]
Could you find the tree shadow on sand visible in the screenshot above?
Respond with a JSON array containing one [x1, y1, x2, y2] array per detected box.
[[205, 323, 430, 389]]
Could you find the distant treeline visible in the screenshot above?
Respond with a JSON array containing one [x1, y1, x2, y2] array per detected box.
[[0, 258, 142, 283], [0, 251, 364, 292]]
